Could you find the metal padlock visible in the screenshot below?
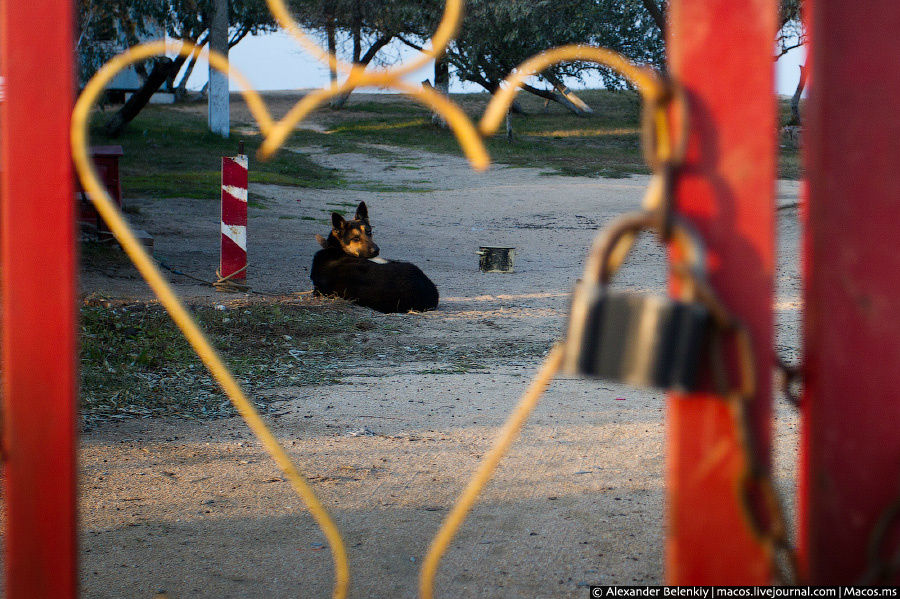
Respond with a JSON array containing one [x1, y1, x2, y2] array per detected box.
[[562, 212, 712, 392]]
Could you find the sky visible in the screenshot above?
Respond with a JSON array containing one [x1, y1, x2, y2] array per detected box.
[[183, 30, 807, 97]]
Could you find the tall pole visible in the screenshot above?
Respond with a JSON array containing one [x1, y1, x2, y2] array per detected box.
[[208, 0, 230, 137], [1, 0, 79, 596], [801, 0, 900, 584], [665, 0, 777, 583]]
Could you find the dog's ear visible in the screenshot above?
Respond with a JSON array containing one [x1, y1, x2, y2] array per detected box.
[[331, 212, 346, 231], [315, 234, 327, 248], [355, 201, 369, 223]]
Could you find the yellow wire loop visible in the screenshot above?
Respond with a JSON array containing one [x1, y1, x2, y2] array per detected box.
[[255, 0, 489, 170], [419, 44, 690, 599], [74, 9, 691, 598], [479, 45, 665, 136], [72, 40, 350, 599], [258, 79, 488, 171], [478, 44, 686, 181], [419, 345, 564, 599], [263, 0, 463, 84]]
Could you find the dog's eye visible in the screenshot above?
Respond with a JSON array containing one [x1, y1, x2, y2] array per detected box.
[[364, 227, 372, 235]]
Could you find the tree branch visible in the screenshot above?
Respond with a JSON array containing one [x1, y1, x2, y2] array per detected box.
[[543, 73, 593, 115], [774, 39, 806, 60], [517, 83, 583, 116], [396, 35, 424, 53], [228, 26, 251, 48], [359, 34, 392, 65]]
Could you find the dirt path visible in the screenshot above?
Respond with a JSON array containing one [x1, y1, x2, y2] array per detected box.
[[73, 144, 802, 598]]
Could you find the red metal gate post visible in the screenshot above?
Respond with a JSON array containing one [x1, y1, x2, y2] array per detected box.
[[1, 1, 78, 597], [665, 0, 777, 583], [801, 0, 900, 584]]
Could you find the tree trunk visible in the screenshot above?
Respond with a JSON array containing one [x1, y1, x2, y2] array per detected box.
[[789, 63, 807, 125], [326, 18, 338, 86], [207, 0, 230, 137], [521, 74, 593, 116], [352, 1, 362, 63], [331, 6, 362, 110], [104, 57, 184, 137], [547, 75, 593, 115], [640, 0, 667, 36], [431, 57, 450, 128], [175, 39, 206, 102], [174, 49, 201, 101], [518, 83, 585, 115], [483, 79, 525, 114]]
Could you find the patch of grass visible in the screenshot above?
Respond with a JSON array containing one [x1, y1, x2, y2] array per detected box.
[[309, 90, 799, 180], [248, 195, 269, 209], [779, 151, 803, 180], [80, 298, 396, 422], [301, 216, 316, 221], [339, 100, 425, 116], [777, 99, 804, 179], [328, 118, 430, 134], [348, 182, 438, 193], [416, 366, 474, 375], [309, 90, 649, 178], [88, 106, 346, 200]]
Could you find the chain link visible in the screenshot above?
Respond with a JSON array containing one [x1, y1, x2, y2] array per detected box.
[[717, 326, 799, 584]]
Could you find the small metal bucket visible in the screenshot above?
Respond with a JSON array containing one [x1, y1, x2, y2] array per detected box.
[[477, 246, 516, 273]]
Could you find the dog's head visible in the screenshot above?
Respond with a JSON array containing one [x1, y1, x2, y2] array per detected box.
[[317, 201, 380, 258]]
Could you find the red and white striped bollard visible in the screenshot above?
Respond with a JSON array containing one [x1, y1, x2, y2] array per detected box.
[[220, 147, 248, 282]]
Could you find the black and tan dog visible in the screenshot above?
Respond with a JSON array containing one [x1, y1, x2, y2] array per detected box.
[[311, 202, 439, 313]]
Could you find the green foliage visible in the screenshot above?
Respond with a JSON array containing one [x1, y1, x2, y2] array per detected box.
[[393, 0, 665, 94], [76, 0, 157, 84]]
